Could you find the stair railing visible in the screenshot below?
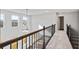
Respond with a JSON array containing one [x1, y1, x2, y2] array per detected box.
[[0, 24, 55, 49], [66, 24, 79, 49]]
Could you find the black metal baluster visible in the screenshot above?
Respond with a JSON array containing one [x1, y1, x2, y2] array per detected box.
[[36, 33, 37, 49], [34, 34, 35, 49], [32, 35, 33, 49], [22, 39, 23, 49], [29, 36, 30, 49], [69, 25, 71, 40], [52, 24, 53, 35], [17, 41, 18, 49], [26, 37, 27, 49], [43, 26, 45, 49], [54, 24, 55, 33], [36, 33, 38, 49]]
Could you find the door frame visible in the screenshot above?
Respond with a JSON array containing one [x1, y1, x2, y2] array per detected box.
[[59, 16, 64, 30]]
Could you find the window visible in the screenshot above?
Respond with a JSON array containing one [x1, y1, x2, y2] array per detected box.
[[12, 20, 18, 27], [22, 16, 28, 30], [11, 15, 19, 20], [11, 15, 19, 27], [22, 16, 28, 26], [23, 16, 28, 20], [0, 14, 4, 27]]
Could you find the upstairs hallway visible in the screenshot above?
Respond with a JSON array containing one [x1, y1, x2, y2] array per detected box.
[[46, 31, 72, 49]]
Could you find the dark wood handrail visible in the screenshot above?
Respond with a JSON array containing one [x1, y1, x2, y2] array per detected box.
[[0, 24, 55, 48]]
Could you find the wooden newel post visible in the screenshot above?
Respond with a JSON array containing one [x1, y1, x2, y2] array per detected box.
[[43, 26, 45, 49]]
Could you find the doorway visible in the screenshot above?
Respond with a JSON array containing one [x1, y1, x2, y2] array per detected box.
[[59, 16, 64, 30]]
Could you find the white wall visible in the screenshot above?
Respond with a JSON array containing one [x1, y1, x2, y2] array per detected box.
[[59, 12, 79, 32], [0, 9, 32, 42], [31, 12, 57, 31], [31, 11, 79, 34]]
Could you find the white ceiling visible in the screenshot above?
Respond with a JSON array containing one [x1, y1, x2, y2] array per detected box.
[[28, 9, 79, 15], [4, 9, 79, 15], [4, 9, 27, 14]]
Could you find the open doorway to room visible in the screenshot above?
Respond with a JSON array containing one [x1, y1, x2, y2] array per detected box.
[[59, 16, 64, 30]]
